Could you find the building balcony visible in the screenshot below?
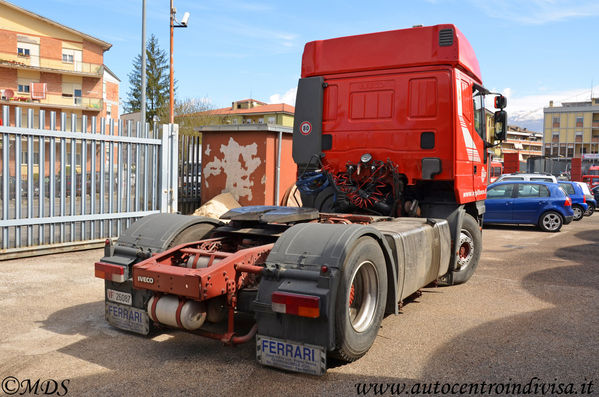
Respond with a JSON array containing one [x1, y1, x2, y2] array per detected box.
[[0, 94, 102, 112], [0, 52, 102, 78], [505, 139, 542, 146]]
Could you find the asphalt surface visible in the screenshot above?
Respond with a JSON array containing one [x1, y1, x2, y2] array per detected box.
[[0, 216, 598, 396]]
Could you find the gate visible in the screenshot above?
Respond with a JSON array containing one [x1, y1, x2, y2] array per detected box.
[[0, 106, 179, 260], [178, 134, 202, 214]]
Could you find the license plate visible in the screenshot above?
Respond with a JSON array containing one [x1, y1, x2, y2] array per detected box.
[[105, 302, 149, 335], [106, 288, 132, 306], [256, 335, 326, 375]]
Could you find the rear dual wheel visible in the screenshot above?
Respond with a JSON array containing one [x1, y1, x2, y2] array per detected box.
[[333, 237, 387, 362]]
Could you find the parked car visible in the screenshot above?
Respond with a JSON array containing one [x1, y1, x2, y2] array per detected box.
[[592, 185, 599, 202], [495, 172, 557, 183], [484, 181, 574, 232], [557, 181, 588, 221], [576, 181, 596, 216]]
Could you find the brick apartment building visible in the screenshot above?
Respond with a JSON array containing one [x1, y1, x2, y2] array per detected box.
[[0, 0, 119, 129]]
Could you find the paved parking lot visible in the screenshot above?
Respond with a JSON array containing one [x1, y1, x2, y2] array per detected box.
[[1, 216, 597, 396]]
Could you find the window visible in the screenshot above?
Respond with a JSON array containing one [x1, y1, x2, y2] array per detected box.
[[268, 116, 275, 124], [576, 131, 583, 137], [530, 177, 554, 182], [472, 86, 485, 139], [517, 184, 549, 198], [17, 47, 30, 57], [74, 89, 82, 105], [576, 116, 584, 128], [558, 183, 575, 195], [553, 117, 560, 128], [62, 53, 74, 63], [258, 118, 264, 124], [17, 84, 30, 93], [491, 167, 502, 177], [487, 184, 514, 199], [502, 176, 525, 181], [106, 104, 112, 118]]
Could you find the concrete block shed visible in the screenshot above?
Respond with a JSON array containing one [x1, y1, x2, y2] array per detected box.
[[199, 124, 296, 206]]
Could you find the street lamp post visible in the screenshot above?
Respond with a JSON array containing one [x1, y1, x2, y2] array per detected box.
[[169, 0, 189, 124]]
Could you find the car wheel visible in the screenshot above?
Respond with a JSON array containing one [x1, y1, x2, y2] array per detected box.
[[538, 211, 563, 232], [584, 203, 595, 216], [333, 236, 387, 362], [572, 205, 584, 221]]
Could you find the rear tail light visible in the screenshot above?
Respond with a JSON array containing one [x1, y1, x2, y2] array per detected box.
[[271, 292, 320, 318], [95, 262, 125, 282], [583, 195, 587, 203], [565, 197, 572, 206]]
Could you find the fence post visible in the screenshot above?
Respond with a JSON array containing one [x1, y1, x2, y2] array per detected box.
[[160, 124, 170, 212], [170, 124, 179, 214]]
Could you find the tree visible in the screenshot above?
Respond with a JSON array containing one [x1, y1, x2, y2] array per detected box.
[[174, 97, 225, 137], [124, 34, 170, 124]]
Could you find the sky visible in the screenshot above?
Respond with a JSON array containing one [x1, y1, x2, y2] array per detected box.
[[7, 0, 599, 130]]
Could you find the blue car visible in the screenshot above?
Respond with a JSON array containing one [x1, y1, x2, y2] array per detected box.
[[484, 181, 574, 232], [558, 181, 589, 221], [576, 182, 596, 216]]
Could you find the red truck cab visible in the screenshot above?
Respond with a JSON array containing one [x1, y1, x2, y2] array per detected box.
[[294, 24, 507, 218]]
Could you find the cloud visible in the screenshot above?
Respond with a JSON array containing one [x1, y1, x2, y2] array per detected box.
[[469, 0, 599, 24], [269, 87, 297, 106]]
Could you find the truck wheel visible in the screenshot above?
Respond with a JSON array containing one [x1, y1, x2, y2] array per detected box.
[[538, 211, 562, 232], [572, 205, 584, 221], [333, 236, 387, 362], [584, 203, 595, 216], [448, 213, 482, 285], [168, 222, 216, 248]]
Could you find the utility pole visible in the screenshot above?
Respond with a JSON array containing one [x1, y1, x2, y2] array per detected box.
[[169, 1, 189, 124], [169, 0, 174, 124], [141, 0, 147, 127]]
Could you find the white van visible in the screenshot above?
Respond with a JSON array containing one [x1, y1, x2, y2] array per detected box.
[[495, 173, 557, 183]]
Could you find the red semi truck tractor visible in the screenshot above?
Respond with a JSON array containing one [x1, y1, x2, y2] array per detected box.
[[95, 24, 507, 375]]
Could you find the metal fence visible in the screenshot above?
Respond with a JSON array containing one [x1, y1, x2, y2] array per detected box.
[[178, 135, 202, 214], [527, 156, 599, 176], [0, 106, 179, 259]]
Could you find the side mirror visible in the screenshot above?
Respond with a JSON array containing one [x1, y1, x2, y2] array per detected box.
[[494, 95, 507, 109], [494, 110, 507, 141]]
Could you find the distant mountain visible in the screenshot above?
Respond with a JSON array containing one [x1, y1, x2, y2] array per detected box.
[[508, 110, 543, 133]]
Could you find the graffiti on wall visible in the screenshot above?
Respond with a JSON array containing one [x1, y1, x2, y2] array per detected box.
[[203, 137, 262, 201]]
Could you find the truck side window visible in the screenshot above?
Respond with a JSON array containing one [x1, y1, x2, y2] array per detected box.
[[472, 87, 484, 139]]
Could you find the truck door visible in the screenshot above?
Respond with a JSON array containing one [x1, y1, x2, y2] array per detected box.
[[455, 76, 486, 201]]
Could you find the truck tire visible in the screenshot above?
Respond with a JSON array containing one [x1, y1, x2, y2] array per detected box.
[[168, 222, 216, 248], [448, 213, 482, 285], [538, 211, 563, 232], [333, 236, 387, 362], [572, 205, 584, 221]]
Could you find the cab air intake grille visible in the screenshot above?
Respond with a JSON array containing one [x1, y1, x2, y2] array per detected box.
[[439, 29, 454, 46]]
